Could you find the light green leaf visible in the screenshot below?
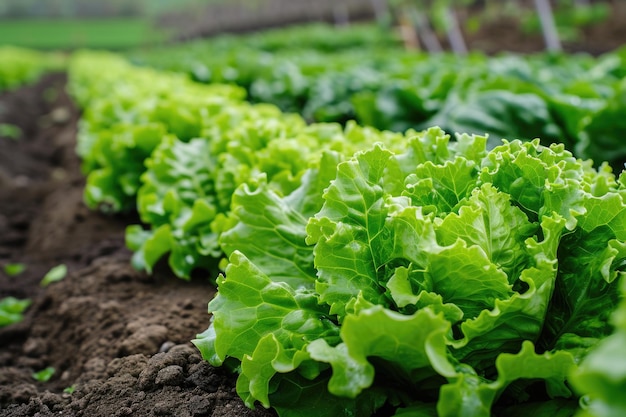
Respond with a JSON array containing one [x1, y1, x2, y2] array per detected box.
[[3, 263, 26, 276], [207, 252, 339, 363], [454, 214, 564, 366], [306, 145, 398, 317], [543, 231, 625, 355], [131, 225, 172, 275], [437, 341, 576, 417], [577, 193, 626, 240], [194, 251, 340, 408], [40, 264, 67, 287], [0, 297, 31, 327], [436, 183, 537, 281], [239, 333, 314, 408], [219, 174, 317, 289], [480, 139, 581, 223], [404, 157, 478, 215], [308, 306, 452, 399], [32, 367, 55, 382]]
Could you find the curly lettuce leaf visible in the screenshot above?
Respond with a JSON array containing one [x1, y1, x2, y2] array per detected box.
[[306, 145, 399, 317], [126, 136, 221, 278], [404, 157, 479, 214], [307, 305, 452, 399], [436, 341, 576, 417], [193, 251, 340, 408], [218, 152, 341, 289], [480, 139, 586, 225], [541, 187, 626, 358], [83, 123, 166, 212]]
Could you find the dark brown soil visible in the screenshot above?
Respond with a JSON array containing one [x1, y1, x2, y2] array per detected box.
[[0, 76, 275, 417]]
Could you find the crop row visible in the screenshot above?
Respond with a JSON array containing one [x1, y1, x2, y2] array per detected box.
[[129, 23, 626, 173], [0, 46, 65, 93], [69, 50, 414, 277], [68, 47, 626, 417]]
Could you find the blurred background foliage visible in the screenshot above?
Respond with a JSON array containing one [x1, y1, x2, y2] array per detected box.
[[0, 0, 621, 53]]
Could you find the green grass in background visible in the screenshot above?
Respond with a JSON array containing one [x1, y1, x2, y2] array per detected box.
[[0, 18, 170, 49]]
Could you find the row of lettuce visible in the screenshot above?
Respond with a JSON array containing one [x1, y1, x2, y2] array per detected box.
[[0, 46, 66, 93], [129, 23, 626, 173], [4, 22, 626, 171], [68, 49, 626, 417]]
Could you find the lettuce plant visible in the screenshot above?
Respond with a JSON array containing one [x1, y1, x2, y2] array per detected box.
[[194, 128, 626, 416], [132, 25, 626, 172], [127, 115, 407, 279], [68, 52, 245, 212], [0, 46, 65, 93]]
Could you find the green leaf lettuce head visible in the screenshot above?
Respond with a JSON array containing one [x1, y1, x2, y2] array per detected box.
[[194, 128, 626, 416]]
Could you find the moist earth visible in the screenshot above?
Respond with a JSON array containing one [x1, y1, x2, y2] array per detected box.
[[0, 75, 275, 417]]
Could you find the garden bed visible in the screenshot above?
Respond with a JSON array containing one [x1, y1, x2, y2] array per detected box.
[[1, 10, 626, 412], [0, 75, 274, 417]]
